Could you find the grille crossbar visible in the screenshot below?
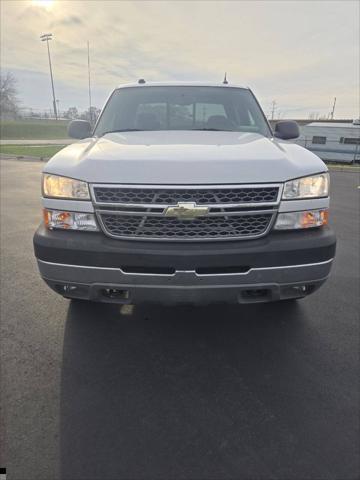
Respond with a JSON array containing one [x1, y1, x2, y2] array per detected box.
[[93, 185, 280, 205]]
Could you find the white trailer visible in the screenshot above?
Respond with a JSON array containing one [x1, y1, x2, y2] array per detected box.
[[295, 121, 360, 163]]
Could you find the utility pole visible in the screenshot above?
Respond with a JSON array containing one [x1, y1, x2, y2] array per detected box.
[[270, 100, 277, 120], [40, 33, 58, 120], [330, 97, 336, 120], [87, 40, 92, 125]]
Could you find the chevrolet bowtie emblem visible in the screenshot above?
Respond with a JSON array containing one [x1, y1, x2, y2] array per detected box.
[[165, 202, 209, 219]]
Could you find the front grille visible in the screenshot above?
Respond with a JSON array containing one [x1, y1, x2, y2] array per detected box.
[[93, 186, 279, 205], [92, 183, 280, 241], [99, 213, 273, 240]]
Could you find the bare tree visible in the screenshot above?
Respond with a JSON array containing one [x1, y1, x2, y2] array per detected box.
[[0, 72, 19, 119], [309, 112, 320, 120], [80, 106, 101, 124], [64, 107, 79, 120]]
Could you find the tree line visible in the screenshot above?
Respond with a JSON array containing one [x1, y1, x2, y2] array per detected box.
[[0, 71, 100, 122]]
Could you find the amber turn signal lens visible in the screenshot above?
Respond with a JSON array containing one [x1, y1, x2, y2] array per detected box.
[[301, 211, 316, 228], [42, 208, 99, 231], [275, 209, 329, 230], [57, 211, 72, 228], [43, 208, 50, 227], [300, 209, 329, 228], [321, 209, 329, 225]]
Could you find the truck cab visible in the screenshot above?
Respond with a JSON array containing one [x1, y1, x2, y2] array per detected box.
[[33, 82, 336, 304]]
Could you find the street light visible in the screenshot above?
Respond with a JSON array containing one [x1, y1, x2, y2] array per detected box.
[[40, 33, 58, 120]]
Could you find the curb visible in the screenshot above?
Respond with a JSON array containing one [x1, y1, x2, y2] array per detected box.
[[0, 154, 48, 162], [327, 165, 360, 173]]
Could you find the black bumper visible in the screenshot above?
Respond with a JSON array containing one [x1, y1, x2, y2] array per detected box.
[[33, 224, 336, 270]]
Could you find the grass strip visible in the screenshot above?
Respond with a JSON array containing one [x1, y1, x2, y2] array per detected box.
[[0, 119, 69, 140], [0, 144, 65, 158]]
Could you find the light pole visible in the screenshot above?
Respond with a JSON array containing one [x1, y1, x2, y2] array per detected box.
[[40, 33, 58, 120], [87, 40, 92, 125], [330, 97, 336, 120], [270, 100, 277, 121]]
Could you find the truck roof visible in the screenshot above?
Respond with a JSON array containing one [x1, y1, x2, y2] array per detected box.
[[116, 81, 249, 89]]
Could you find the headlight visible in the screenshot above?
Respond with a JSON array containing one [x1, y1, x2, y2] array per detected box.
[[283, 173, 329, 199], [275, 209, 329, 230], [43, 209, 98, 231], [43, 174, 90, 199]]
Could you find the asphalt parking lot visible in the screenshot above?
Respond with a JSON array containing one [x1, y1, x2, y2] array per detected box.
[[1, 159, 359, 480]]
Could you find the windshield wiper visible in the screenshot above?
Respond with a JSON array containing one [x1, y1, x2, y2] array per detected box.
[[100, 129, 143, 136]]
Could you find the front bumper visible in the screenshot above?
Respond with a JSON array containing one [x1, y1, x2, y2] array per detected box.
[[34, 225, 336, 304]]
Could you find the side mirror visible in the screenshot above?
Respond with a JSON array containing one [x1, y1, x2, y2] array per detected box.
[[274, 120, 299, 140], [68, 120, 92, 139]]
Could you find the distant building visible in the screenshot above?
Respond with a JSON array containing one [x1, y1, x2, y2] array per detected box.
[[294, 121, 360, 163]]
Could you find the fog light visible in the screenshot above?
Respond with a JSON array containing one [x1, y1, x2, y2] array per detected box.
[[275, 209, 329, 230], [43, 209, 99, 231]]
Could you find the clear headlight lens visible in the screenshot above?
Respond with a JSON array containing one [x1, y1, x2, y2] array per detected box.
[[43, 174, 90, 199], [283, 173, 329, 199], [275, 209, 329, 230], [43, 209, 98, 231]]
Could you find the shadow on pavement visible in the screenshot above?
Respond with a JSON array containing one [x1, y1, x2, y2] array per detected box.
[[59, 300, 353, 480]]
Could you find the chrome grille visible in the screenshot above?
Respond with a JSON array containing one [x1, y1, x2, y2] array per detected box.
[[93, 186, 279, 205], [91, 183, 281, 241], [100, 213, 273, 240]]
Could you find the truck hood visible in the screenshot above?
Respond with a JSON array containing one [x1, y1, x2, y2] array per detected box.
[[45, 131, 327, 184]]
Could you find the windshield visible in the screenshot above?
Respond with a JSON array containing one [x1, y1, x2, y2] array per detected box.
[[94, 86, 271, 137]]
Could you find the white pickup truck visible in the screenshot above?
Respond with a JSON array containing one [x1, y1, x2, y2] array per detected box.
[[33, 81, 336, 304]]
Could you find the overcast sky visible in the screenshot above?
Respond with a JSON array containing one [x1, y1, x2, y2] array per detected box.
[[1, 0, 359, 118]]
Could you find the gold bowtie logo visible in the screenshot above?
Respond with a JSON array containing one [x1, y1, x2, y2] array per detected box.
[[165, 202, 209, 219]]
